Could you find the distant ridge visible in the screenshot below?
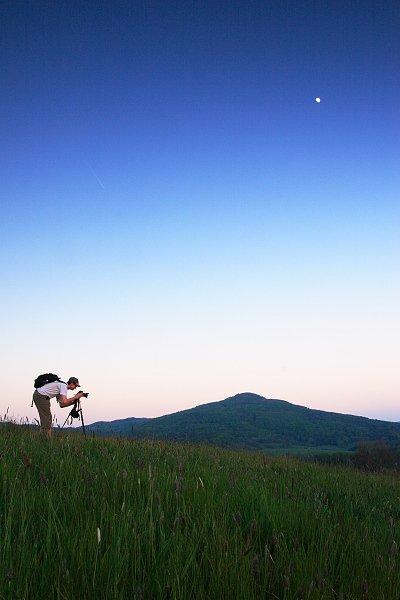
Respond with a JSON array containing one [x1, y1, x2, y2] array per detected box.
[[87, 393, 400, 453], [87, 417, 147, 436]]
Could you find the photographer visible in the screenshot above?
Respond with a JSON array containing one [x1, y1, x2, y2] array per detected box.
[[33, 376, 85, 438]]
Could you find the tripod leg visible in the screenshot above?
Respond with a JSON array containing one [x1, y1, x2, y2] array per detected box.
[[61, 408, 74, 429], [80, 408, 86, 437]]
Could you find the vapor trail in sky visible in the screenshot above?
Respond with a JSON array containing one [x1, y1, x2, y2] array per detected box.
[[89, 167, 105, 190]]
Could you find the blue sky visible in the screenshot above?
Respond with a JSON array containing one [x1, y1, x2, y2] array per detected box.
[[1, 0, 399, 424]]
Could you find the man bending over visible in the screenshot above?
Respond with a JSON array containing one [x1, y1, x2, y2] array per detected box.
[[33, 376, 84, 438]]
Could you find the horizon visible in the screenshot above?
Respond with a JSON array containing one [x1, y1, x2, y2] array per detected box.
[[1, 1, 399, 426], [10, 392, 400, 428]]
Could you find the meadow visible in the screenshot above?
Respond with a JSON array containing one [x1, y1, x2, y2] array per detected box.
[[1, 423, 400, 599]]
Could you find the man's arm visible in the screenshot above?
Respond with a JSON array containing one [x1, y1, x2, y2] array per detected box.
[[59, 392, 83, 408]]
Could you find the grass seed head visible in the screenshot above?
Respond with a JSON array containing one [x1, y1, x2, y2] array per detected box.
[[39, 472, 49, 486], [21, 451, 32, 468], [173, 511, 186, 532], [324, 542, 329, 559], [233, 511, 241, 526], [174, 477, 183, 493], [164, 586, 172, 600], [252, 554, 260, 579], [361, 579, 368, 595], [250, 519, 257, 536]]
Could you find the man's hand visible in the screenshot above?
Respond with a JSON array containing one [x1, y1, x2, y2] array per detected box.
[[59, 392, 85, 408]]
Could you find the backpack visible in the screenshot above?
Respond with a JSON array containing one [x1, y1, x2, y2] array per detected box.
[[34, 373, 61, 388]]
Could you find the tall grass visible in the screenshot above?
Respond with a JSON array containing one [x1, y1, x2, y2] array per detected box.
[[1, 422, 399, 599]]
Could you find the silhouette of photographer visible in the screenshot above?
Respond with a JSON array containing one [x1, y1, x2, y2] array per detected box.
[[33, 376, 85, 438]]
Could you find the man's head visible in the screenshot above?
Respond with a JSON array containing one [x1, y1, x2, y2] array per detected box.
[[67, 376, 80, 390]]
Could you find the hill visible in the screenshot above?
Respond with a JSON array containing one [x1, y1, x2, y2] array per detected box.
[[87, 393, 400, 453]]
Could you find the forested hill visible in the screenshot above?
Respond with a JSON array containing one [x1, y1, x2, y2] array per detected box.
[[87, 393, 400, 453]]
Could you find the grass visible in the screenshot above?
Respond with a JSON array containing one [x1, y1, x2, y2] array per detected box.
[[1, 422, 400, 599]]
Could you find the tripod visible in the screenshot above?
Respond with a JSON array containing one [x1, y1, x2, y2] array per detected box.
[[61, 399, 86, 437]]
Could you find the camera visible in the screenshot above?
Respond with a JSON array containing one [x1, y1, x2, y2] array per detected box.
[[81, 392, 89, 398]]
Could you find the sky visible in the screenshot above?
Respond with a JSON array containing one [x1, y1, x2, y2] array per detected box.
[[1, 0, 399, 426]]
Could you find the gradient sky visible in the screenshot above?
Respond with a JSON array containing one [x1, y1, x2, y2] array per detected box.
[[1, 0, 399, 426]]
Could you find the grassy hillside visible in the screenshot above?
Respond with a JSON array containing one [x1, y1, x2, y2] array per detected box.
[[1, 422, 400, 599], [88, 393, 400, 453]]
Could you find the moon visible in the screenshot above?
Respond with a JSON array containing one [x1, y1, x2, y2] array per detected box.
[[315, 97, 321, 103]]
